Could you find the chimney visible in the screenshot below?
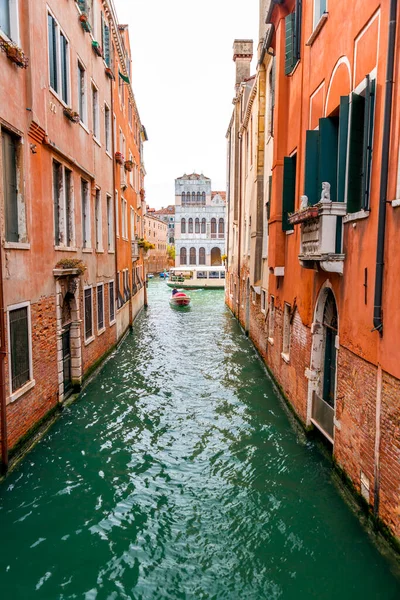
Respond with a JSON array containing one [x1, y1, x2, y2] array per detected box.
[[233, 40, 253, 88]]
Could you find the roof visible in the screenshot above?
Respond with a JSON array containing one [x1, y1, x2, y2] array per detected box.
[[176, 172, 210, 181], [212, 191, 226, 202], [154, 205, 175, 214]]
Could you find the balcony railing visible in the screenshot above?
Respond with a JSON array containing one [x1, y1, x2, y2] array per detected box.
[[289, 198, 347, 275], [311, 391, 334, 442]]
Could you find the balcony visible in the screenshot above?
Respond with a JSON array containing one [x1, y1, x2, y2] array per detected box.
[[131, 240, 139, 261], [289, 199, 347, 275]]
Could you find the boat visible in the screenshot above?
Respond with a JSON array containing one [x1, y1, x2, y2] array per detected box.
[[166, 266, 225, 289], [159, 271, 169, 279], [147, 273, 154, 279], [170, 292, 191, 307]]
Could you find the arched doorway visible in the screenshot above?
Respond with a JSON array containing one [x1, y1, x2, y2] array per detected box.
[[308, 284, 339, 443], [211, 247, 221, 266]]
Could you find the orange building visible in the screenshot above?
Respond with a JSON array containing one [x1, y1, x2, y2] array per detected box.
[[0, 0, 146, 471], [227, 0, 400, 542], [143, 212, 168, 274]]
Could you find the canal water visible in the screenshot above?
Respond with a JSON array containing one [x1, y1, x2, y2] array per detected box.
[[0, 280, 399, 600]]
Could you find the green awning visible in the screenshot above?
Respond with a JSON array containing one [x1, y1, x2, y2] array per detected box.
[[119, 71, 130, 84]]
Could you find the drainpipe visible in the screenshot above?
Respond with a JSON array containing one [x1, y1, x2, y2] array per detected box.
[[0, 239, 8, 474], [110, 66, 119, 336], [373, 0, 398, 335]]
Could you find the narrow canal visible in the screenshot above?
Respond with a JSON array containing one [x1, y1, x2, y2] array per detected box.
[[1, 280, 399, 599]]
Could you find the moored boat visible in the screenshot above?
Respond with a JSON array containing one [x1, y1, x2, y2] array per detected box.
[[166, 266, 225, 289]]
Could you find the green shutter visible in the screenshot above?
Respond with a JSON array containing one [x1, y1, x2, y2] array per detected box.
[[282, 155, 296, 231], [319, 117, 339, 202], [347, 92, 365, 213], [2, 131, 18, 242], [77, 0, 87, 13], [337, 96, 349, 203], [362, 77, 376, 210], [304, 130, 320, 206], [294, 0, 302, 60], [285, 13, 295, 75]]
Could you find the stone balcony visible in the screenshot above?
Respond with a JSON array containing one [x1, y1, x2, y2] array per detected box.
[[289, 199, 347, 275], [131, 240, 139, 262]]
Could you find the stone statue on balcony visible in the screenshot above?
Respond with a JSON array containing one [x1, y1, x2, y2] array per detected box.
[[300, 195, 308, 210], [321, 182, 331, 201]]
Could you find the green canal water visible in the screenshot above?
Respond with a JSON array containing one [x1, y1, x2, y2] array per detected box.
[[0, 279, 399, 599]]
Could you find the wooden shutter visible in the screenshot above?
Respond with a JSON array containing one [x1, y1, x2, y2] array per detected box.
[[337, 96, 349, 203], [2, 131, 19, 242], [362, 77, 376, 210], [347, 92, 365, 213], [282, 155, 296, 231], [103, 18, 110, 67], [294, 0, 302, 60], [77, 0, 87, 13], [319, 117, 339, 202], [285, 13, 295, 75], [304, 130, 320, 206]]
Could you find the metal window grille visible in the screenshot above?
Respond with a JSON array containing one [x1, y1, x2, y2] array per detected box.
[[109, 281, 115, 322], [97, 285, 104, 330], [9, 307, 30, 392], [84, 288, 93, 339]]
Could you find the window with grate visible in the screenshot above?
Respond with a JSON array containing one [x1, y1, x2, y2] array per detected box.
[[282, 303, 291, 357], [109, 281, 115, 323], [9, 305, 30, 392], [84, 288, 93, 340], [97, 285, 104, 331]]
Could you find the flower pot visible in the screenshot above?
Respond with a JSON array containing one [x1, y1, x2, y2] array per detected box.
[[92, 41, 103, 57], [115, 152, 125, 165], [63, 108, 80, 123], [0, 39, 29, 68], [105, 67, 115, 80], [79, 14, 91, 32], [124, 160, 133, 172]]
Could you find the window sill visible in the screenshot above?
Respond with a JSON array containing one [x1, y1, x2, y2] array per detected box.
[[391, 199, 400, 208], [93, 136, 101, 148], [97, 326, 106, 336], [79, 122, 90, 135], [54, 245, 77, 252], [285, 230, 294, 235], [8, 379, 36, 404], [109, 319, 116, 327], [95, 248, 104, 254], [49, 87, 70, 110], [281, 352, 290, 364], [268, 337, 274, 346], [108, 249, 115, 254], [4, 242, 30, 250], [106, 150, 112, 159], [306, 13, 328, 46], [82, 248, 93, 253], [84, 335, 95, 347], [343, 209, 370, 224]]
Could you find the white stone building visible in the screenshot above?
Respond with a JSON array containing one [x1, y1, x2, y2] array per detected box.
[[174, 173, 226, 267]]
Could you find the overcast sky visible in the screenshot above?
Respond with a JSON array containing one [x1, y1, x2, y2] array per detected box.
[[114, 0, 259, 209]]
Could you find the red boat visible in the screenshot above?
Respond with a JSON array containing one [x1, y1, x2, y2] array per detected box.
[[170, 292, 191, 307]]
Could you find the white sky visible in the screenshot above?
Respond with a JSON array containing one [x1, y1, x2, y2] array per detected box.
[[114, 0, 259, 209]]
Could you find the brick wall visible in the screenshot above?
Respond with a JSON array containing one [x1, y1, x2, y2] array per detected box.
[[81, 283, 117, 375]]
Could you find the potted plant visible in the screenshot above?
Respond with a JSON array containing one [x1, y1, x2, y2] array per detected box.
[[79, 13, 91, 33], [124, 160, 133, 172], [221, 253, 228, 263], [63, 107, 80, 123], [0, 38, 29, 68], [138, 239, 155, 252], [105, 66, 115, 80], [55, 258, 86, 275], [115, 152, 124, 165], [92, 41, 103, 57]]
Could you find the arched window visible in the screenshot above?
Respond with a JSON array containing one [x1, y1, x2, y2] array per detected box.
[[211, 247, 221, 265], [199, 247, 206, 265], [182, 192, 185, 204], [192, 192, 196, 203], [189, 247, 196, 265], [180, 247, 187, 265], [218, 218, 224, 236], [181, 218, 186, 233], [202, 191, 206, 204], [197, 192, 201, 204], [188, 218, 193, 233], [211, 218, 217, 237], [201, 218, 206, 233], [195, 218, 200, 233]]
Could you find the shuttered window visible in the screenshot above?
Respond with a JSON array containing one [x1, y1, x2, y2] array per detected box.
[[9, 306, 30, 392], [337, 96, 349, 203], [285, 1, 302, 76], [2, 130, 19, 242], [0, 0, 11, 38], [319, 117, 339, 202], [84, 288, 93, 340], [109, 281, 115, 323], [102, 14, 111, 67], [282, 155, 297, 231], [347, 77, 376, 213], [97, 285, 104, 331]]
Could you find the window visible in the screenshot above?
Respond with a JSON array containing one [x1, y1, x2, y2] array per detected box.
[[81, 179, 90, 248], [101, 12, 111, 67], [47, 14, 69, 104], [78, 62, 86, 124], [104, 104, 111, 153], [180, 247, 187, 265], [128, 100, 133, 128], [2, 129, 27, 243], [211, 218, 217, 237], [115, 190, 119, 237], [130, 207, 135, 240], [182, 192, 185, 204], [218, 218, 224, 236], [261, 289, 266, 314], [188, 218, 193, 233], [285, 0, 302, 75], [268, 296, 275, 341], [97, 284, 104, 331], [282, 303, 291, 357], [84, 287, 93, 340], [129, 152, 133, 187], [109, 281, 115, 323], [181, 218, 186, 234], [195, 218, 200, 233], [197, 192, 200, 204], [189, 247, 196, 265], [201, 218, 206, 233], [95, 189, 102, 251], [202, 191, 206, 204], [199, 247, 206, 265], [0, 0, 11, 38], [106, 194, 113, 250], [8, 303, 32, 393], [313, 0, 327, 29], [267, 58, 275, 137], [121, 197, 127, 238], [92, 83, 99, 140], [282, 154, 296, 231], [53, 161, 73, 247]]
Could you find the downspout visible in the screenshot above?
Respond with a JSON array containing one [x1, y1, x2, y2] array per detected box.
[[373, 0, 398, 334], [110, 64, 118, 333], [0, 239, 7, 474]]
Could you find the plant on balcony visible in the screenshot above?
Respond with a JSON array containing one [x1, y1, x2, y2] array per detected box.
[[0, 38, 29, 68], [79, 13, 91, 33], [63, 107, 80, 123], [115, 152, 125, 165], [221, 254, 227, 262], [92, 41, 103, 57], [105, 66, 115, 80], [55, 258, 86, 275], [138, 239, 155, 252], [124, 160, 133, 172], [288, 204, 320, 226]]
